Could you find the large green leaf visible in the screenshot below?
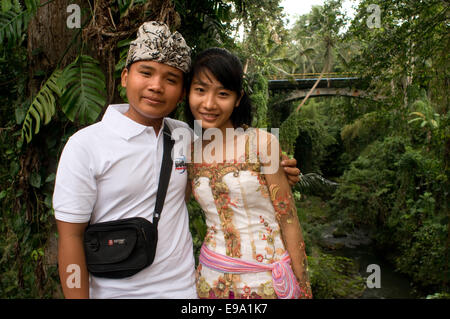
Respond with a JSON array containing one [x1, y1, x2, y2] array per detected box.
[[21, 70, 63, 143], [60, 55, 106, 124]]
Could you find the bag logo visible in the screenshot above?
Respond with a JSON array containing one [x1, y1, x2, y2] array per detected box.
[[175, 155, 187, 174], [108, 239, 126, 246]]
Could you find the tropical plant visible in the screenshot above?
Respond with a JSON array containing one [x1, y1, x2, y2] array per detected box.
[[59, 55, 106, 124], [0, 0, 40, 48], [21, 70, 63, 143]]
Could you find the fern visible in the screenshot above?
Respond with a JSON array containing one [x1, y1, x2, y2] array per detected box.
[[0, 0, 39, 47], [21, 54, 107, 143], [21, 70, 63, 143], [60, 55, 106, 124], [296, 173, 339, 196]]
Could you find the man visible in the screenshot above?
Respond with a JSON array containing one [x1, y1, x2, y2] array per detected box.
[[53, 21, 300, 299]]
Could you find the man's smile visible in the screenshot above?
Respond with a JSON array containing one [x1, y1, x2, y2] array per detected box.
[[142, 96, 165, 105]]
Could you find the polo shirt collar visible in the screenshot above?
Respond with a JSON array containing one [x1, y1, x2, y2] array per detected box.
[[102, 104, 166, 140]]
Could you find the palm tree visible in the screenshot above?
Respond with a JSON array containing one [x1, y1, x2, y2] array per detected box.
[[293, 1, 348, 112], [288, 36, 319, 75]]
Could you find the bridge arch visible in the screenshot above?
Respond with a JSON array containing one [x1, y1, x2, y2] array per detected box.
[[267, 75, 383, 104], [271, 87, 385, 106]]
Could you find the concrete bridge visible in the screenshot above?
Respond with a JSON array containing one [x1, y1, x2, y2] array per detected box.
[[268, 73, 383, 104]]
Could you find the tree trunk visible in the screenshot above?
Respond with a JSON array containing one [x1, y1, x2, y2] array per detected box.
[[295, 61, 328, 113], [26, 1, 85, 297], [27, 0, 85, 95]]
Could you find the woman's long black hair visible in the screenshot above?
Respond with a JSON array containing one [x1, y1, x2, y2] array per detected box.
[[185, 47, 252, 129]]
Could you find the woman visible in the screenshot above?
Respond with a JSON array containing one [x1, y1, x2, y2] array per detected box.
[[185, 48, 312, 299]]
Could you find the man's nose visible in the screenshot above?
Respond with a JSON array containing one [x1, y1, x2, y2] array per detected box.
[[147, 76, 163, 93]]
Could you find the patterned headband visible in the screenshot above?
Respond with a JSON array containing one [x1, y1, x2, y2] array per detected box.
[[125, 21, 191, 73]]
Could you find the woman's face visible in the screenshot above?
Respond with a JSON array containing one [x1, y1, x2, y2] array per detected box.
[[188, 69, 242, 132]]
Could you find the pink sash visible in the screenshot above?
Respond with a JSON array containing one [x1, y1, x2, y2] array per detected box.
[[199, 244, 303, 299]]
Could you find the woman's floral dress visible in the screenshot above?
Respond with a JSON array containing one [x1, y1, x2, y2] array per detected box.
[[188, 128, 312, 299]]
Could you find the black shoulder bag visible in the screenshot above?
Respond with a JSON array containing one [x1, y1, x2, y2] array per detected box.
[[83, 124, 174, 279]]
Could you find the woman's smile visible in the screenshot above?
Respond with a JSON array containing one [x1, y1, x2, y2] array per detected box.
[[198, 112, 219, 122]]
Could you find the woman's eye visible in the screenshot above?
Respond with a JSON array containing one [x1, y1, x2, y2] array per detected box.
[[219, 91, 230, 97]]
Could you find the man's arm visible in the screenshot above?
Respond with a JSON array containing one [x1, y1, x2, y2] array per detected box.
[[56, 220, 90, 299]]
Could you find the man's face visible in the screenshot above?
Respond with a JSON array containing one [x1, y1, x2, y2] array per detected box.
[[121, 60, 185, 126]]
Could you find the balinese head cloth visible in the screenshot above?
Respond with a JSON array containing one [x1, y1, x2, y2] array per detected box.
[[125, 21, 191, 73]]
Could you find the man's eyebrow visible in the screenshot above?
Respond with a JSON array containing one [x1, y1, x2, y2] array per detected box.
[[137, 65, 182, 79], [138, 65, 155, 71]]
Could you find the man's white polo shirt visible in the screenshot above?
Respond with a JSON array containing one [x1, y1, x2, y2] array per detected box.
[[53, 104, 196, 299]]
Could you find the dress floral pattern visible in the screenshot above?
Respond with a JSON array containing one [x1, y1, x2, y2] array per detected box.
[[188, 128, 312, 299]]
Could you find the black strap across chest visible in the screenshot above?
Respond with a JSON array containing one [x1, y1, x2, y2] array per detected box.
[[152, 123, 174, 225]]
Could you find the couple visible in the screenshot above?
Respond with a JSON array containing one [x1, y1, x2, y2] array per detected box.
[[53, 21, 312, 299]]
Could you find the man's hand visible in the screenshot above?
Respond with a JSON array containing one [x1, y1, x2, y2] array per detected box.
[[281, 154, 301, 187]]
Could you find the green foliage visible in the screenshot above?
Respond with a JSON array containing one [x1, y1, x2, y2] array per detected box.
[[114, 39, 132, 103], [308, 253, 366, 298], [249, 73, 269, 127], [328, 0, 449, 295], [1, 84, 64, 297], [340, 111, 387, 159], [332, 136, 407, 226], [187, 198, 206, 265], [331, 133, 448, 292], [347, 0, 449, 100], [279, 100, 336, 173], [279, 109, 300, 155], [21, 70, 63, 143], [60, 55, 106, 125], [394, 212, 447, 287], [0, 0, 39, 48], [426, 292, 450, 299], [117, 0, 147, 17], [21, 55, 106, 143], [407, 89, 441, 144]]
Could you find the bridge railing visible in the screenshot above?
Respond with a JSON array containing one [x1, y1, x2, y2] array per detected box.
[[269, 72, 358, 80]]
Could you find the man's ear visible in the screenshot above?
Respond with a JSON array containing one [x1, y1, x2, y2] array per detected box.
[[121, 67, 128, 88]]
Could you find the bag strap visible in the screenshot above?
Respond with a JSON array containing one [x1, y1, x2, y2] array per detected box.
[[152, 122, 174, 225]]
